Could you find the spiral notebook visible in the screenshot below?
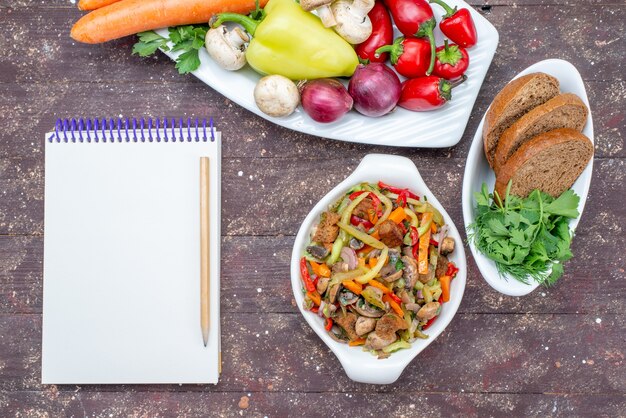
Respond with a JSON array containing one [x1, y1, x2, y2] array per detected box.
[[42, 118, 221, 384]]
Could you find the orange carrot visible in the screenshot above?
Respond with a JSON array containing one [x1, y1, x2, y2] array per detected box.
[[368, 279, 391, 294], [310, 261, 331, 278], [418, 213, 433, 274], [370, 231, 380, 240], [388, 206, 406, 224], [71, 0, 267, 44], [357, 244, 373, 257], [383, 294, 404, 317], [78, 0, 122, 11], [342, 280, 363, 295], [349, 338, 366, 346], [369, 257, 378, 269], [440, 275, 451, 303], [357, 257, 366, 268], [431, 222, 437, 233]]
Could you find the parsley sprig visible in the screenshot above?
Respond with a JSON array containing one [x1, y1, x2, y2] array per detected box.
[[132, 25, 209, 74], [468, 182, 580, 286]]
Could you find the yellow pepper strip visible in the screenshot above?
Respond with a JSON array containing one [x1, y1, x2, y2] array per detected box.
[[383, 294, 404, 317], [310, 260, 331, 278], [431, 223, 437, 234], [403, 207, 419, 228], [368, 279, 391, 294], [349, 338, 366, 346], [337, 221, 385, 249], [342, 279, 363, 295], [388, 206, 406, 224], [418, 213, 433, 275], [355, 247, 388, 284], [307, 291, 321, 306]]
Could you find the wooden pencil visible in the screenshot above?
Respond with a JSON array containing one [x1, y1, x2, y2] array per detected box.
[[200, 157, 210, 347]]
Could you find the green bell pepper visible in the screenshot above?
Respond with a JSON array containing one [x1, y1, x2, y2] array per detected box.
[[211, 0, 359, 80]]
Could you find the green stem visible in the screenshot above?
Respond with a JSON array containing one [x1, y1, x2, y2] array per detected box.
[[416, 20, 437, 75], [375, 37, 404, 65], [210, 13, 260, 36], [429, 0, 457, 18]]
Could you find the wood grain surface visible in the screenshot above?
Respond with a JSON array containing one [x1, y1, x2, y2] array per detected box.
[[0, 0, 624, 416]]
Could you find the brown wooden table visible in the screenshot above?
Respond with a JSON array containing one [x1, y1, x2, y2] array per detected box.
[[1, 1, 625, 416]]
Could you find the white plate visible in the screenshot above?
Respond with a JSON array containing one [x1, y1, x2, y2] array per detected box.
[[158, 1, 498, 147], [461, 59, 594, 297], [290, 154, 467, 384]]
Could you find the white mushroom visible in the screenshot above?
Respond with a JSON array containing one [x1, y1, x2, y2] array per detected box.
[[300, 0, 337, 27], [331, 0, 375, 45], [205, 26, 250, 71], [253, 75, 300, 118]]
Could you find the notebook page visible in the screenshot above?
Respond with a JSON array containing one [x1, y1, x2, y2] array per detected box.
[[42, 133, 221, 384]]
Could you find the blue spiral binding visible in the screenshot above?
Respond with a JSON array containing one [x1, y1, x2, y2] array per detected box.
[[50, 117, 216, 143]]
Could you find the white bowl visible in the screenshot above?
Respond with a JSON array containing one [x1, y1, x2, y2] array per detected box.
[[461, 59, 594, 297], [290, 154, 467, 384]]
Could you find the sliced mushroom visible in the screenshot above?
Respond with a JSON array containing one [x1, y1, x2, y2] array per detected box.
[[338, 289, 359, 306], [307, 245, 329, 260], [382, 269, 403, 283], [399, 290, 413, 304], [316, 276, 330, 295], [402, 255, 419, 289], [334, 312, 359, 341], [417, 302, 441, 321], [331, 0, 375, 44], [355, 316, 376, 336], [440, 237, 455, 256], [300, 0, 337, 27], [418, 267, 435, 284], [349, 237, 364, 250], [354, 298, 385, 317], [405, 303, 421, 312], [205, 25, 249, 71]]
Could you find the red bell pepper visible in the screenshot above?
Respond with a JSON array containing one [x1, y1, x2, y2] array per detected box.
[[446, 262, 459, 277], [389, 292, 402, 305], [377, 181, 420, 200], [422, 315, 437, 330], [429, 0, 477, 48], [300, 257, 316, 293], [356, 0, 394, 64], [351, 215, 374, 230], [433, 40, 469, 80], [395, 189, 409, 207], [325, 317, 333, 331], [430, 238, 439, 247], [398, 75, 467, 112], [375, 36, 431, 79], [383, 0, 437, 74]]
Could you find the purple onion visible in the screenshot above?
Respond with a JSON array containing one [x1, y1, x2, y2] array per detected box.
[[300, 79, 353, 123], [341, 247, 358, 270], [348, 63, 402, 117]]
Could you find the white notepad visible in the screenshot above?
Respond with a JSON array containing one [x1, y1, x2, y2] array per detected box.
[[42, 118, 221, 384]]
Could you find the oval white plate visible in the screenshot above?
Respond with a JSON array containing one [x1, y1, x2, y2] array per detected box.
[[158, 0, 498, 147], [290, 154, 467, 384], [461, 59, 594, 297]]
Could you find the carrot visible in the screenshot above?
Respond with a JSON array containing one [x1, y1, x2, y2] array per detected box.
[[368, 279, 391, 294], [431, 222, 437, 233], [440, 275, 451, 303], [342, 280, 363, 295], [357, 257, 366, 268], [370, 231, 380, 240], [71, 0, 268, 44], [306, 291, 321, 306], [78, 0, 122, 11], [357, 244, 373, 257], [418, 213, 433, 274], [383, 294, 404, 317], [310, 260, 331, 278], [388, 206, 406, 224], [349, 338, 366, 346]]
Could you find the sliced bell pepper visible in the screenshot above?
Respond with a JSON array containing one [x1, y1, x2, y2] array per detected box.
[[446, 262, 459, 277], [325, 317, 333, 331], [378, 181, 420, 200], [307, 290, 321, 306], [440, 275, 451, 303], [418, 213, 433, 275], [368, 279, 391, 294], [388, 206, 407, 224], [351, 215, 374, 230], [342, 279, 363, 295], [349, 338, 367, 346], [300, 257, 316, 293], [383, 294, 404, 317]]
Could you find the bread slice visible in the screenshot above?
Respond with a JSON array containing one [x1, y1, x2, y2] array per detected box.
[[494, 128, 593, 199], [483, 73, 560, 167], [493, 93, 588, 172]]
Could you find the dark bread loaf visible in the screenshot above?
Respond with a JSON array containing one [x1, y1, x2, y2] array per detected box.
[[493, 93, 588, 172], [494, 128, 593, 199], [483, 73, 560, 167]]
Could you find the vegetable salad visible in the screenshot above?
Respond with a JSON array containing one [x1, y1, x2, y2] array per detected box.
[[300, 181, 459, 357]]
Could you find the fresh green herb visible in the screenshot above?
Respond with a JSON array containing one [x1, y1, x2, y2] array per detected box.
[[132, 25, 209, 74], [467, 182, 580, 286]]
